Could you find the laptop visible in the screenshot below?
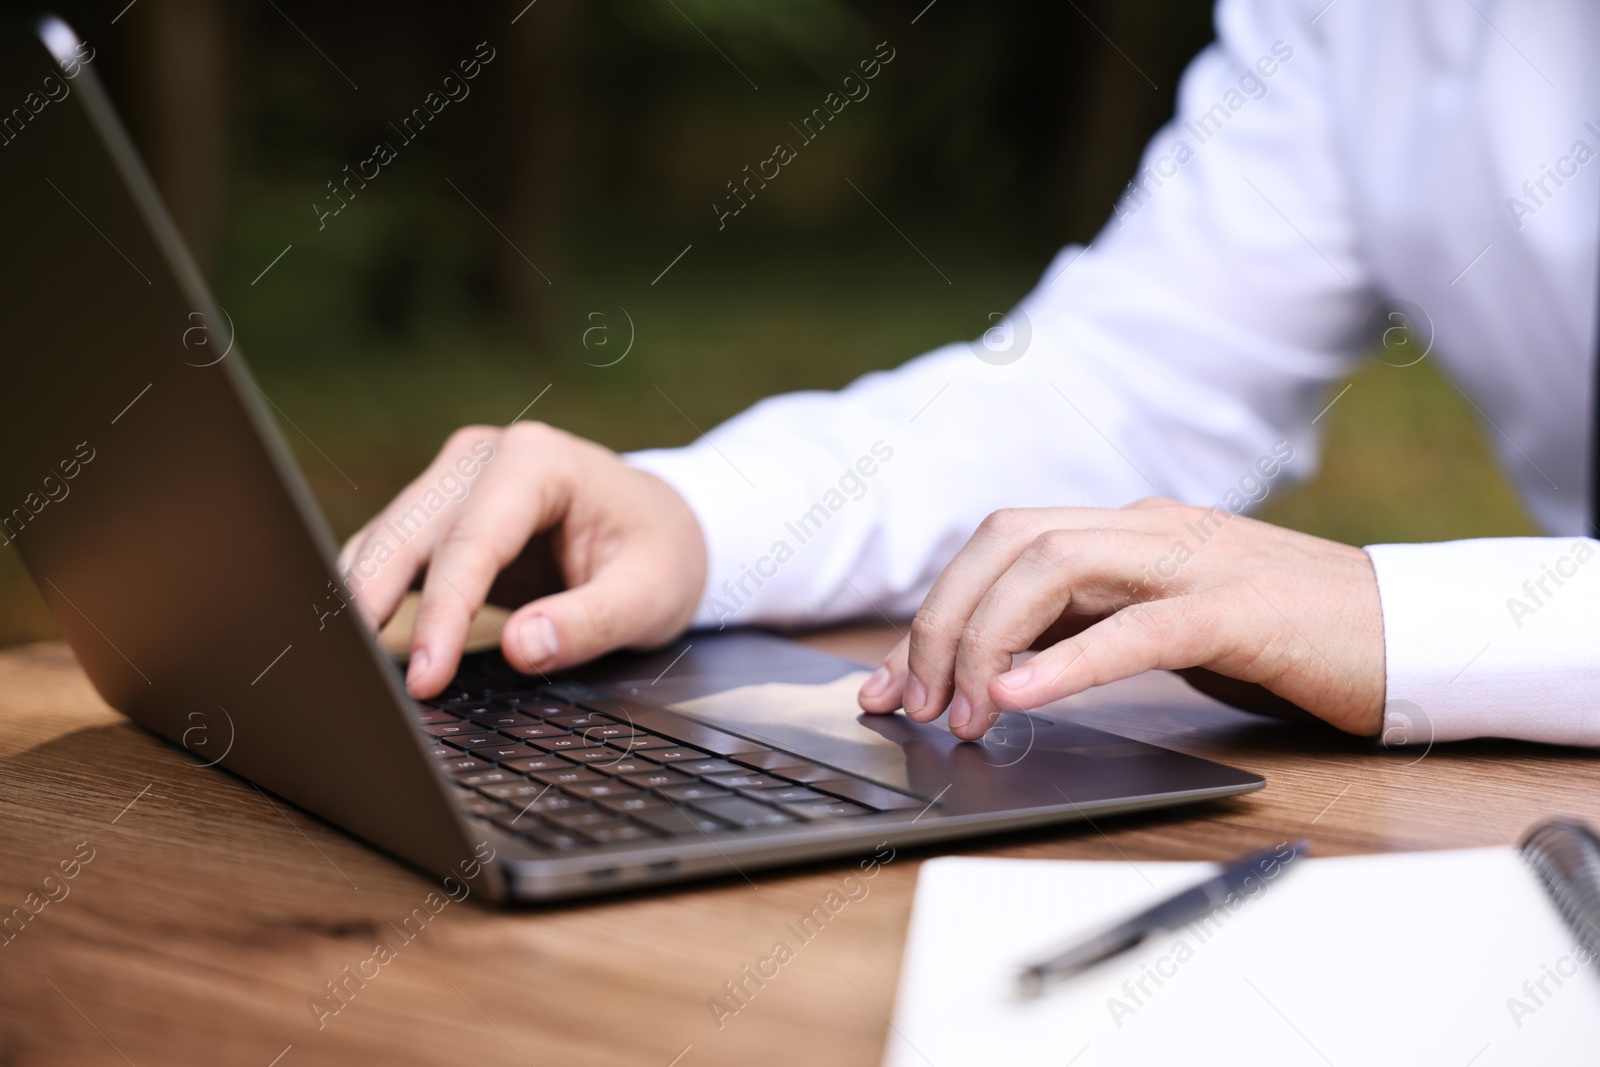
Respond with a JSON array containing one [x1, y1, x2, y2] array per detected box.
[[0, 15, 1263, 903]]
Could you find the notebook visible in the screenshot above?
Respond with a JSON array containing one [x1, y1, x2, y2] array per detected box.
[[886, 848, 1600, 1066]]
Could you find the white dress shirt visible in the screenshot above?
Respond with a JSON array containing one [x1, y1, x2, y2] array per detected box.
[[628, 0, 1600, 746]]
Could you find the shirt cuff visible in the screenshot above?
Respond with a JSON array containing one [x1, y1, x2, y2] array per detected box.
[[624, 441, 821, 631], [1365, 538, 1600, 747]]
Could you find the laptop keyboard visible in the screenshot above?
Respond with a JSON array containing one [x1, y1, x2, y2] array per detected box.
[[416, 689, 924, 852]]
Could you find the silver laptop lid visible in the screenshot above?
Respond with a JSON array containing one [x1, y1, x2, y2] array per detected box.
[[0, 15, 501, 900]]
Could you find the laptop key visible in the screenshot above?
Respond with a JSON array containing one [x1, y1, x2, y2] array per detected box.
[[479, 782, 552, 801], [505, 791, 585, 815], [687, 797, 794, 829], [560, 747, 630, 767], [490, 692, 569, 710], [438, 702, 496, 718], [746, 786, 833, 805], [658, 783, 733, 802], [485, 689, 544, 702], [779, 800, 873, 820], [585, 756, 657, 777], [491, 814, 581, 850], [457, 795, 504, 817], [583, 724, 646, 741], [732, 749, 816, 772], [543, 810, 618, 831], [632, 806, 727, 836], [582, 822, 655, 845], [703, 772, 789, 791], [673, 759, 744, 777], [528, 766, 606, 787], [619, 768, 695, 790], [474, 743, 546, 763], [564, 781, 643, 800], [523, 827, 584, 851], [621, 734, 682, 751], [486, 810, 529, 831], [501, 755, 569, 774], [567, 729, 625, 750], [500, 723, 571, 741], [461, 709, 537, 729], [442, 732, 503, 750], [423, 721, 479, 737], [416, 708, 462, 725], [455, 770, 517, 788], [809, 779, 928, 812], [595, 794, 669, 815], [439, 755, 491, 775], [597, 735, 663, 755], [546, 712, 615, 730], [640, 719, 769, 757], [769, 763, 852, 785], [529, 735, 608, 753], [642, 747, 711, 764]]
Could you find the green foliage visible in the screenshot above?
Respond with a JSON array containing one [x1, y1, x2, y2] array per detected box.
[[616, 0, 872, 67], [0, 1, 1538, 648]]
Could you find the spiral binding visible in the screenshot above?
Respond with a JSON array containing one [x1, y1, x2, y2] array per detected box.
[[1521, 818, 1600, 962]]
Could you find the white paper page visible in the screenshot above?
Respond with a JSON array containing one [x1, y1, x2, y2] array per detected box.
[[887, 850, 1600, 1066]]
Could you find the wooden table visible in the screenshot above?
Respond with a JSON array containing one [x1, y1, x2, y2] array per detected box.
[[2, 624, 1596, 1066]]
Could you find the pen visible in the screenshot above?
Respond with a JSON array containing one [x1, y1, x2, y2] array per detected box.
[[1013, 838, 1312, 1000]]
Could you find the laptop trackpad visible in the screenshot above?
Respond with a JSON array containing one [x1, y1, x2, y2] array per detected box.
[[650, 670, 1162, 816], [666, 671, 934, 793], [586, 632, 1249, 816]]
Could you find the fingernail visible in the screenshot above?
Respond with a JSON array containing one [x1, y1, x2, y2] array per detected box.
[[949, 692, 971, 731], [997, 665, 1033, 690], [861, 665, 892, 698], [406, 648, 430, 689], [518, 615, 559, 664], [904, 676, 926, 714]]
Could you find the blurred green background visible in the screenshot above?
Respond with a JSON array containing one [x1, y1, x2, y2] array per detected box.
[[0, 0, 1536, 647]]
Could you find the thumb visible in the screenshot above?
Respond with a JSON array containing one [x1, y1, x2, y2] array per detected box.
[[500, 553, 689, 673]]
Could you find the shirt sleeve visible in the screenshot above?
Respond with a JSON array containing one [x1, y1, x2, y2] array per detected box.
[[627, 0, 1374, 631], [1366, 538, 1600, 747]]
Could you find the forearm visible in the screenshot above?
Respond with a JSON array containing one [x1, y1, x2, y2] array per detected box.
[[627, 306, 1340, 631], [630, 0, 1375, 632]]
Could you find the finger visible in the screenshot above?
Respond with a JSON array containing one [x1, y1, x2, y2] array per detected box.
[[904, 507, 1153, 723], [949, 528, 1157, 739], [341, 514, 440, 631], [500, 546, 683, 674], [336, 522, 369, 577], [858, 637, 909, 714], [988, 597, 1221, 711], [407, 425, 573, 696], [903, 509, 1061, 721], [341, 426, 498, 630]]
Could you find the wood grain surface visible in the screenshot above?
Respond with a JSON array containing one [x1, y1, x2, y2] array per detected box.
[[1, 624, 1595, 1067]]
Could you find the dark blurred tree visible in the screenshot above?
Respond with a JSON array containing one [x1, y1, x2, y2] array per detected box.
[[496, 0, 581, 341], [618, 0, 869, 73], [1057, 0, 1216, 242], [130, 0, 230, 275]]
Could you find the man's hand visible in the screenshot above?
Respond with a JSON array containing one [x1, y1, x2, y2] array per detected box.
[[338, 422, 706, 699], [855, 498, 1385, 740]]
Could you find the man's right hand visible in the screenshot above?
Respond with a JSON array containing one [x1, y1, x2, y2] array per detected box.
[[337, 422, 707, 699]]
